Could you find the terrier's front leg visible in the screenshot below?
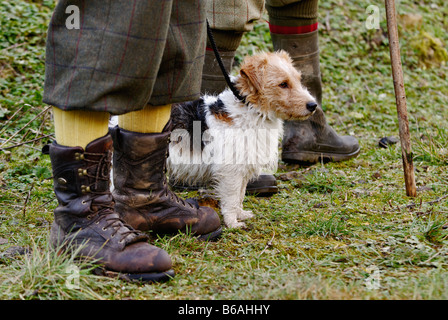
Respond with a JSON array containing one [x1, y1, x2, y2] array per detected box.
[[237, 176, 254, 221], [216, 175, 247, 228], [222, 208, 246, 229]]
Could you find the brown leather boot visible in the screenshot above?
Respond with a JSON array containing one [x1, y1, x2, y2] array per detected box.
[[271, 30, 360, 164], [46, 134, 173, 283], [110, 126, 222, 241]]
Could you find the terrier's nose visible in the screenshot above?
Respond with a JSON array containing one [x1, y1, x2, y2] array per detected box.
[[306, 101, 317, 112]]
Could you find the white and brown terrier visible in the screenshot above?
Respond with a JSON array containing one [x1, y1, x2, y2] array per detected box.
[[166, 50, 317, 228]]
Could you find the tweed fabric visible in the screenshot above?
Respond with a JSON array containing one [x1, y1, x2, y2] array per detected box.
[[205, 0, 265, 33], [206, 0, 318, 32], [206, 0, 319, 48], [44, 0, 207, 114], [266, 0, 319, 27]]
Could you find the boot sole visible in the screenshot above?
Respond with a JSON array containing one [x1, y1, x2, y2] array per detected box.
[[152, 226, 223, 242], [282, 147, 361, 165], [94, 268, 175, 283], [51, 223, 175, 284], [196, 226, 222, 242]]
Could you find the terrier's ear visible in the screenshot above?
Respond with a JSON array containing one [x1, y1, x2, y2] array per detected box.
[[239, 55, 267, 94], [276, 49, 293, 65]]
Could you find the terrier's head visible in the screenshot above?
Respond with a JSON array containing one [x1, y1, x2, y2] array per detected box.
[[235, 50, 317, 120]]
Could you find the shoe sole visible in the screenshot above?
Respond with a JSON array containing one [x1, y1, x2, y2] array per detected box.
[[282, 147, 361, 165], [170, 183, 278, 197], [245, 186, 278, 197]]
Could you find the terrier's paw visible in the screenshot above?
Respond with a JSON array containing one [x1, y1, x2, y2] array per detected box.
[[238, 209, 254, 221], [224, 219, 247, 229]]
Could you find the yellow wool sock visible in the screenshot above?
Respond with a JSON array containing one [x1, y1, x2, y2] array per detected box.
[[52, 107, 110, 149], [118, 104, 171, 133]]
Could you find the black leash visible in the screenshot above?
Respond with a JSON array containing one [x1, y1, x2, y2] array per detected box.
[[206, 19, 248, 105]]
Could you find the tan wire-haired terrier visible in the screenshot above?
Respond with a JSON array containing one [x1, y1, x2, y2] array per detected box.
[[167, 50, 317, 228]]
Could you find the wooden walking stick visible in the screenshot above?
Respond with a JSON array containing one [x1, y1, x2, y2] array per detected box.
[[384, 0, 417, 197], [385, 0, 417, 197]]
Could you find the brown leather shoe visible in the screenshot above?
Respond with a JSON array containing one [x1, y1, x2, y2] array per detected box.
[[245, 174, 278, 196], [110, 126, 222, 241], [46, 134, 173, 283], [271, 30, 360, 164], [170, 172, 278, 197]]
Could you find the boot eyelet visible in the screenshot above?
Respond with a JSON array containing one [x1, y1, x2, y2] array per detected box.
[[81, 200, 87, 205], [75, 152, 85, 161], [102, 227, 108, 231]]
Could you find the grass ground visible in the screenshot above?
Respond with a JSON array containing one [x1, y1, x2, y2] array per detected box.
[[0, 0, 447, 300]]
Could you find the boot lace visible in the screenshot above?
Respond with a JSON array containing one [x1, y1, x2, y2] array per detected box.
[[161, 173, 195, 209], [82, 150, 145, 242], [161, 147, 195, 209]]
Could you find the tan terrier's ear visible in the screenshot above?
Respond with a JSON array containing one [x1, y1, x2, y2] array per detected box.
[[239, 55, 267, 94]]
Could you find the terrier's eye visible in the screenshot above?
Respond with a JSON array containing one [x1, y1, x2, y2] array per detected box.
[[279, 82, 289, 88]]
